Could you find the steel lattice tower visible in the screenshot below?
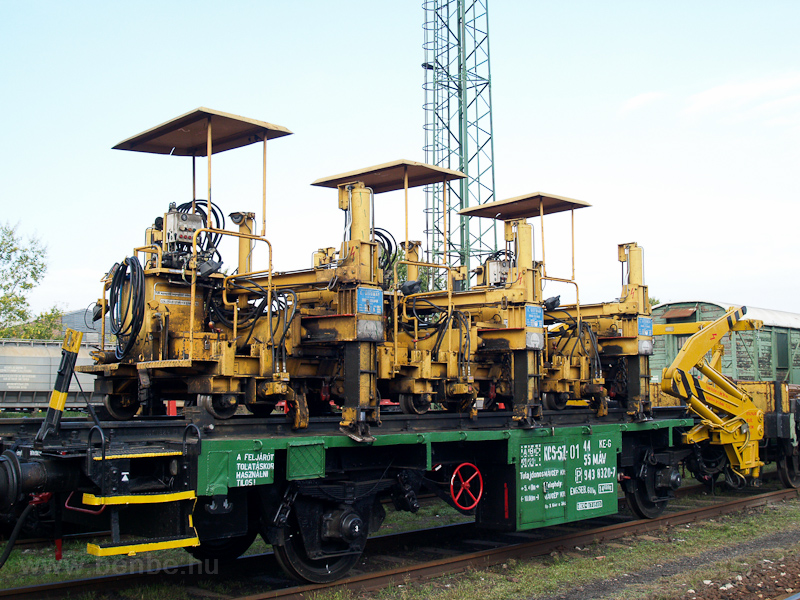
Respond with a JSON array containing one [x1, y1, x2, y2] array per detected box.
[[423, 0, 496, 289]]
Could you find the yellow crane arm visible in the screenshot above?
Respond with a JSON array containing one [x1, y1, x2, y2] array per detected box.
[[655, 317, 762, 372], [660, 306, 765, 477], [662, 306, 748, 383], [653, 318, 763, 336]]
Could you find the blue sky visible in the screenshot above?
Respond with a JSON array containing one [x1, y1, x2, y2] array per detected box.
[[2, 1, 799, 314]]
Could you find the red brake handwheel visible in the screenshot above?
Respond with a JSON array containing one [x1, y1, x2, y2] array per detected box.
[[449, 462, 483, 510]]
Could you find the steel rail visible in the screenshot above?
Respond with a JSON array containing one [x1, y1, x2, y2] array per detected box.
[[234, 488, 800, 600], [0, 521, 474, 600], [1, 488, 795, 600]]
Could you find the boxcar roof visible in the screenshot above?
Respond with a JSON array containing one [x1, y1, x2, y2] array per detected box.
[[653, 301, 800, 330]]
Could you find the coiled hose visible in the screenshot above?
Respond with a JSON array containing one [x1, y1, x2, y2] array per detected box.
[[108, 256, 145, 360]]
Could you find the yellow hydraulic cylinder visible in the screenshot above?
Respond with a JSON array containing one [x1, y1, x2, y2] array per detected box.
[[695, 360, 748, 404], [625, 244, 643, 287], [516, 221, 534, 298], [618, 243, 646, 309], [236, 213, 255, 275], [402, 241, 421, 281], [232, 212, 255, 310], [342, 182, 371, 242]]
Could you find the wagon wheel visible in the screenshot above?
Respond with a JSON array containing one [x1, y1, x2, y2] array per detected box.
[[245, 402, 276, 417], [273, 511, 362, 583], [625, 471, 667, 519], [186, 530, 257, 563], [199, 394, 238, 419], [542, 392, 568, 411], [399, 393, 430, 415], [778, 452, 800, 488], [103, 394, 140, 420], [687, 443, 726, 489], [449, 462, 483, 511]]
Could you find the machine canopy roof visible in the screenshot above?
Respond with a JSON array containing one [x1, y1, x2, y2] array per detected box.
[[311, 159, 466, 194], [113, 108, 292, 156], [458, 192, 591, 221]]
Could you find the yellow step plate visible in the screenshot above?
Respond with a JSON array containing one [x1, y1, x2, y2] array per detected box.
[[88, 535, 199, 556], [92, 450, 183, 461], [82, 490, 196, 506]]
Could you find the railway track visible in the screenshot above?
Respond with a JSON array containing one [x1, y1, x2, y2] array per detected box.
[[258, 487, 800, 600], [8, 472, 775, 551], [1, 485, 796, 600]]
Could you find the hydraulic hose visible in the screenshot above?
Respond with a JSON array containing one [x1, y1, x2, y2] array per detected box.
[[0, 503, 34, 570], [108, 256, 145, 360]]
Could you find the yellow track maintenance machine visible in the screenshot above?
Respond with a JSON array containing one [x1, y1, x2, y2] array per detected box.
[[76, 109, 656, 440]]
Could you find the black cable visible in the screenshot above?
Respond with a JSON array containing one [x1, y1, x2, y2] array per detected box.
[[372, 228, 397, 271], [396, 296, 449, 342], [568, 319, 584, 363], [410, 297, 447, 328], [458, 311, 471, 378], [0, 503, 35, 570], [108, 256, 145, 360], [546, 309, 578, 328], [208, 279, 273, 330], [486, 249, 515, 262], [276, 290, 298, 368], [583, 327, 599, 382], [241, 297, 270, 348], [75, 374, 102, 429], [432, 311, 454, 357], [82, 301, 98, 332]]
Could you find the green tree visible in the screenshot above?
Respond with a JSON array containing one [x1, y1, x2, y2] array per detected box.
[[0, 223, 63, 339], [649, 296, 661, 307]]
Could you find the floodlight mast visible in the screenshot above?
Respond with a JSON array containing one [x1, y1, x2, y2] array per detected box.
[[423, 0, 497, 289]]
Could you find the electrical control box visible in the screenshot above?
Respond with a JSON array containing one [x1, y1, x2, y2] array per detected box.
[[485, 259, 511, 285], [165, 210, 205, 252]]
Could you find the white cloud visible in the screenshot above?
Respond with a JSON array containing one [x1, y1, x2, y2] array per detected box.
[[765, 113, 800, 128], [683, 73, 800, 116], [749, 92, 800, 115], [618, 91, 665, 115]]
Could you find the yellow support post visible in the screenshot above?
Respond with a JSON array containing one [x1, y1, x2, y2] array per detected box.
[[35, 329, 83, 442]]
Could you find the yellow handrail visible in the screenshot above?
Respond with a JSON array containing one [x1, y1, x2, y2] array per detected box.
[[391, 259, 453, 372], [189, 227, 273, 359]]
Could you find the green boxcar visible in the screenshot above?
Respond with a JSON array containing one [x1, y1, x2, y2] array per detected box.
[[650, 301, 800, 384]]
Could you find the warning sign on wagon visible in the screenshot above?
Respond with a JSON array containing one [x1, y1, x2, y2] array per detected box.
[[232, 451, 275, 486]]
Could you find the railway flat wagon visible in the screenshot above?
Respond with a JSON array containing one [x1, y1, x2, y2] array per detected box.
[[0, 412, 690, 582], [0, 339, 97, 411]]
